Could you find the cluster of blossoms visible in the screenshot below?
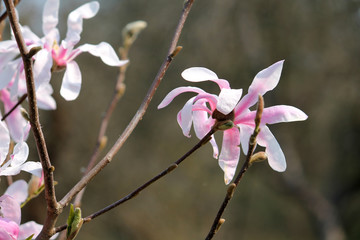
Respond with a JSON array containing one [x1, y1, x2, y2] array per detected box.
[[158, 61, 308, 184], [0, 0, 127, 239]]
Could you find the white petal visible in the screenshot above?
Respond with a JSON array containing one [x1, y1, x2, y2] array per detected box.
[[11, 142, 29, 166], [18, 162, 43, 177], [5, 180, 28, 204], [60, 61, 82, 101], [42, 0, 60, 36], [0, 121, 10, 163], [36, 83, 57, 110], [33, 49, 53, 90], [64, 1, 100, 46], [158, 86, 205, 109], [257, 126, 286, 172], [177, 97, 195, 137], [77, 42, 128, 66], [216, 88, 242, 115], [239, 124, 253, 155], [181, 67, 218, 81], [19, 221, 43, 240]]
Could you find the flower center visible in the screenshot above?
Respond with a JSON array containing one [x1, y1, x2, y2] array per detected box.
[[212, 109, 235, 122]]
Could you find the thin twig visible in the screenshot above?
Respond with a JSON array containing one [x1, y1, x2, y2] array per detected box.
[[205, 95, 264, 240], [1, 93, 27, 121], [3, 1, 59, 239], [59, 0, 195, 209], [55, 127, 216, 233], [0, 0, 21, 23]]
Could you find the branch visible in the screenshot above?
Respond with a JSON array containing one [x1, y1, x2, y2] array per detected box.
[[59, 0, 195, 208], [205, 95, 264, 240], [55, 127, 216, 233], [3, 1, 59, 239]]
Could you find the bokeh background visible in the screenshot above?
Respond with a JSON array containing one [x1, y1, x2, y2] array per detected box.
[[1, 0, 360, 239]]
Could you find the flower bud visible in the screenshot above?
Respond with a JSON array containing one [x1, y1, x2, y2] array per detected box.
[[249, 152, 267, 165], [27, 173, 44, 198], [67, 204, 83, 240], [122, 20, 147, 48]]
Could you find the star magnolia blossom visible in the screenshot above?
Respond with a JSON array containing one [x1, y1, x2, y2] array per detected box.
[[0, 180, 57, 239], [158, 61, 308, 184], [0, 0, 128, 102], [0, 118, 42, 177]]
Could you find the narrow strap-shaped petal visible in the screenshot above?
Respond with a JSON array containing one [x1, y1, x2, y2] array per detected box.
[[4, 180, 28, 204], [60, 61, 82, 101], [0, 120, 10, 164], [177, 97, 195, 137], [237, 105, 308, 125], [218, 127, 240, 184], [257, 126, 286, 172], [0, 90, 30, 142], [16, 161, 43, 177], [76, 42, 128, 66], [33, 49, 53, 90], [238, 124, 253, 155], [216, 88, 242, 114], [11, 142, 29, 166], [158, 86, 205, 109], [64, 1, 100, 47], [235, 60, 284, 116], [36, 83, 57, 110], [192, 104, 218, 158], [181, 67, 230, 89], [42, 0, 60, 36]]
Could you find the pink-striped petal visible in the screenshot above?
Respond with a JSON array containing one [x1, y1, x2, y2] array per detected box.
[[60, 61, 81, 101], [158, 86, 205, 109], [235, 60, 284, 116], [0, 195, 21, 225], [257, 126, 286, 172], [218, 128, 240, 184], [0, 218, 19, 240]]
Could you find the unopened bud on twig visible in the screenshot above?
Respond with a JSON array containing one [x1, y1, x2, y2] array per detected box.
[[249, 152, 267, 165], [122, 20, 147, 48], [215, 218, 226, 233], [67, 204, 83, 240], [20, 108, 30, 122], [99, 136, 108, 151]]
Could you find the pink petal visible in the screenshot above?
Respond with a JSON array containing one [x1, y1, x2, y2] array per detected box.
[[261, 105, 308, 124], [235, 60, 284, 116], [216, 88, 242, 115], [77, 42, 128, 66], [60, 61, 81, 101], [257, 126, 286, 172], [181, 67, 230, 89], [157, 86, 205, 109], [218, 128, 240, 184], [0, 195, 21, 225], [0, 219, 19, 240], [4, 180, 28, 204], [64, 1, 100, 47], [0, 90, 30, 142], [42, 0, 59, 36], [192, 105, 218, 158]]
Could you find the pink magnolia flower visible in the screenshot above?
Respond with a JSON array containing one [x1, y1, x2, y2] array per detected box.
[[0, 180, 57, 240], [158, 61, 308, 184], [0, 0, 128, 102]]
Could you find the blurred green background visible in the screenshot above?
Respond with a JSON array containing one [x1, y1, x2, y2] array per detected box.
[[3, 0, 360, 239]]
